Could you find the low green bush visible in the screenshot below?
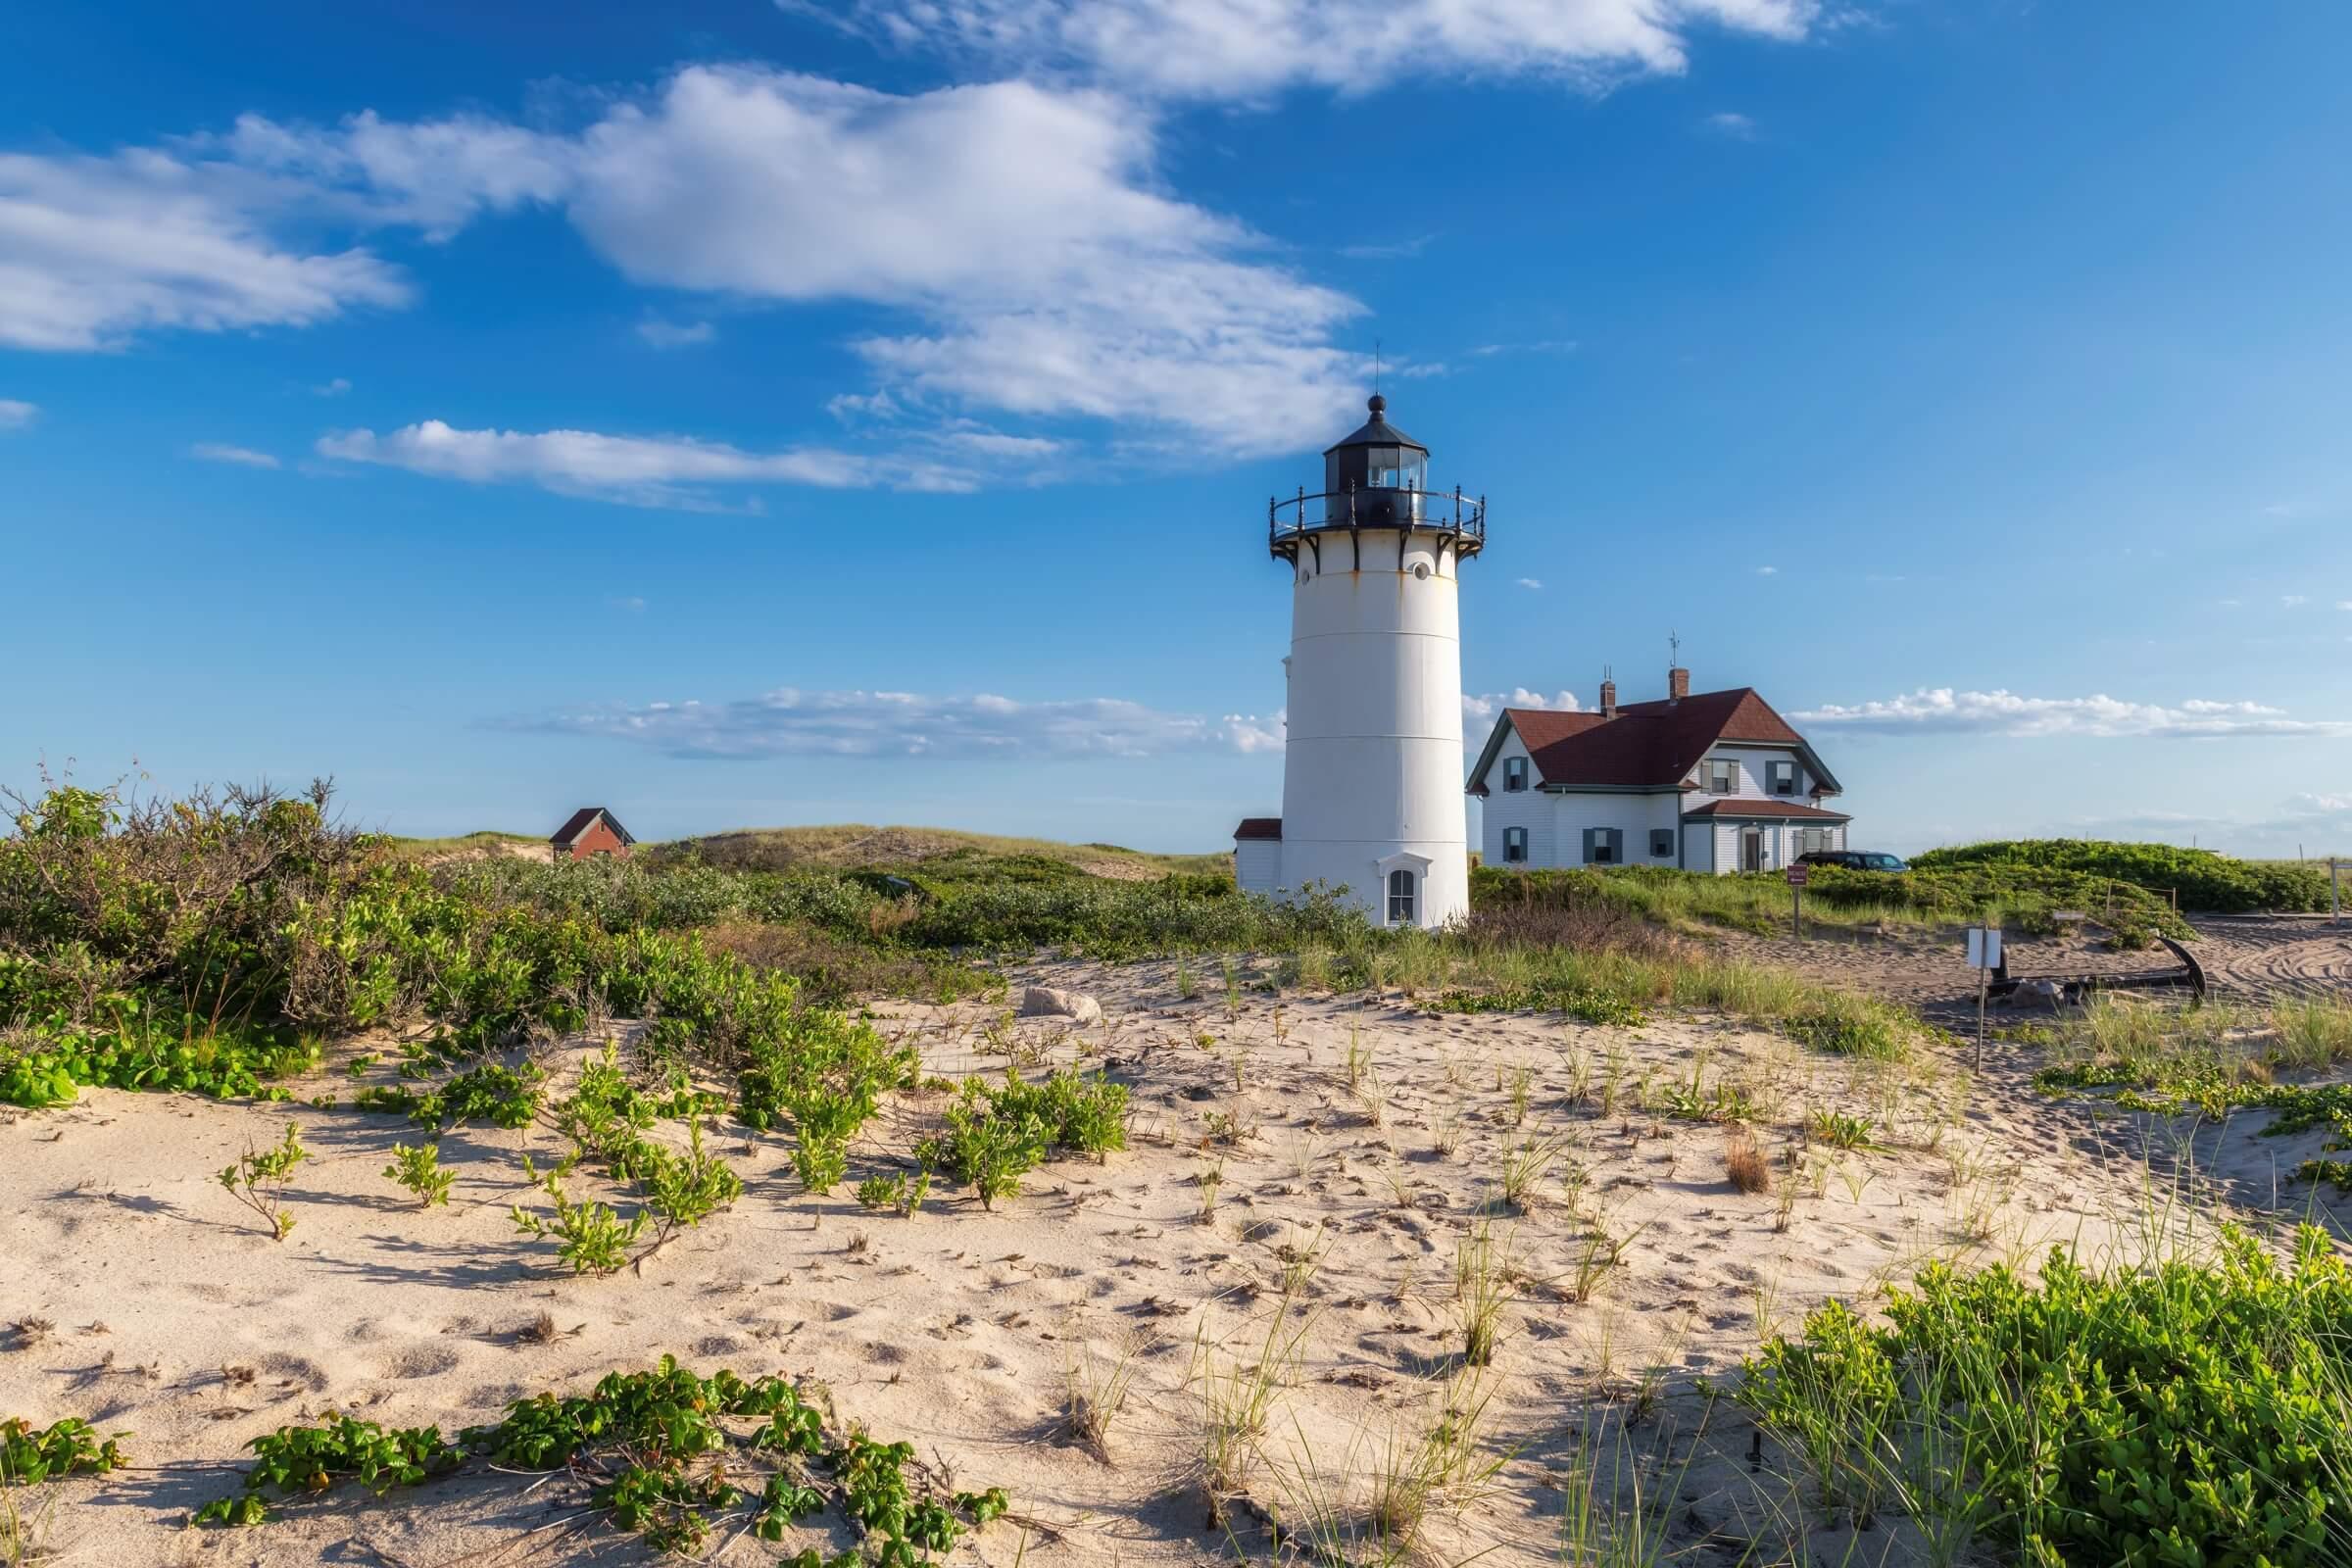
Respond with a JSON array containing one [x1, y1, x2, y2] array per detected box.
[[1910, 838, 2328, 914], [1740, 1226, 2352, 1564], [1, 1415, 125, 1484]]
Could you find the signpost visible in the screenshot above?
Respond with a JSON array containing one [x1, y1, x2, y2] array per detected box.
[[1966, 924, 2004, 1072], [1786, 861, 1808, 941], [2332, 857, 2342, 926]]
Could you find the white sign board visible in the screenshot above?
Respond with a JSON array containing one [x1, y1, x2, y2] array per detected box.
[[1966, 927, 2003, 970]]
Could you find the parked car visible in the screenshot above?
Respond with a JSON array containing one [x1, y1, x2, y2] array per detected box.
[[1796, 850, 1909, 872]]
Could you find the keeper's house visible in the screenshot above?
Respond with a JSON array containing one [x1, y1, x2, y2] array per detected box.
[[1465, 666, 1848, 875]]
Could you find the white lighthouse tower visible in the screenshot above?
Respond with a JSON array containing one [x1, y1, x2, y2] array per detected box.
[[1234, 394, 1486, 929]]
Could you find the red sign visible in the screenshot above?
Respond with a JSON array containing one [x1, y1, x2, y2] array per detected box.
[[1786, 864, 1809, 887]]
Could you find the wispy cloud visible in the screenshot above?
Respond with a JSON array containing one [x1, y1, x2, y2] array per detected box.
[[1701, 111, 1757, 138], [1463, 687, 1583, 725], [316, 419, 984, 509], [2282, 594, 2309, 608], [313, 376, 351, 397], [1515, 577, 1544, 590], [1793, 688, 2352, 738], [519, 686, 1275, 760], [0, 398, 35, 429], [823, 0, 1819, 101], [4, 69, 1366, 458], [1753, 564, 1779, 575], [636, 318, 714, 349], [191, 441, 280, 468], [1468, 339, 1576, 357], [1340, 233, 1437, 260], [0, 146, 412, 351]]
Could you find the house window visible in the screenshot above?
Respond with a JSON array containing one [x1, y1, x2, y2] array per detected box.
[[1706, 759, 1737, 795], [1386, 868, 1417, 926], [1768, 760, 1798, 796], [1650, 829, 1675, 858], [1502, 827, 1529, 863], [1799, 827, 1829, 855], [1502, 757, 1529, 793], [1583, 828, 1622, 865]]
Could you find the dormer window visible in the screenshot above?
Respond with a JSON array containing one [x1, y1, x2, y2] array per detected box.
[[1768, 760, 1798, 796], [1503, 757, 1529, 793]]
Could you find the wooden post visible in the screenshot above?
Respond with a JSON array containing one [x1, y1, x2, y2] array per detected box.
[[1976, 960, 1988, 1075], [2332, 857, 2342, 926], [1792, 882, 1804, 942]]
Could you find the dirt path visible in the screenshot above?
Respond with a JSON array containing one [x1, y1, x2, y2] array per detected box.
[[2178, 914, 2352, 1000], [1707, 913, 2352, 1023]]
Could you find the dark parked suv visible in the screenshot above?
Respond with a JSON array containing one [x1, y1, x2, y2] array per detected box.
[[1796, 850, 1909, 872]]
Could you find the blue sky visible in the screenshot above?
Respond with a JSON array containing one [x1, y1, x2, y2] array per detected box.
[[4, 1, 2349, 856]]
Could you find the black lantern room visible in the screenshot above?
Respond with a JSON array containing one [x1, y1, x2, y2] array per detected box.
[[1323, 393, 1429, 520], [1267, 393, 1486, 564]]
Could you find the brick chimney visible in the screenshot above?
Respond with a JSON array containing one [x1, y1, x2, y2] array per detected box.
[[1667, 665, 1690, 703], [1599, 677, 1618, 719]]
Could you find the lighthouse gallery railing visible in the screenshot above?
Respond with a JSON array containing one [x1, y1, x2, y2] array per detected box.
[[1267, 483, 1487, 563]]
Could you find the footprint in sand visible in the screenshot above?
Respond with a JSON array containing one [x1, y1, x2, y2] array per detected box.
[[258, 1351, 331, 1392], [383, 1345, 463, 1380]]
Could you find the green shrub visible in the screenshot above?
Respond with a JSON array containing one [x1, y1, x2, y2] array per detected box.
[[382, 1143, 455, 1206], [915, 1083, 1051, 1210], [1910, 839, 2328, 914], [1740, 1226, 2352, 1564], [855, 1171, 929, 1216], [509, 1155, 647, 1275], [193, 1413, 462, 1525], [218, 1123, 307, 1241], [0, 1416, 125, 1484]]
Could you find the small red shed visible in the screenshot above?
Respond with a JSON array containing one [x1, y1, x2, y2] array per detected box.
[[550, 807, 635, 861]]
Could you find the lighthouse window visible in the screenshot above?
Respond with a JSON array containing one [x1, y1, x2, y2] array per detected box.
[[1366, 447, 1403, 488], [1386, 868, 1417, 926]]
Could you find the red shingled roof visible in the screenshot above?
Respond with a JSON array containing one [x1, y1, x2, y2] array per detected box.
[[1233, 817, 1283, 841], [1681, 799, 1850, 821], [1471, 688, 1840, 796]]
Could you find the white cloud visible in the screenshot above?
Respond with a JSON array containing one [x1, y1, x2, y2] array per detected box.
[[2338, 601, 2352, 612], [1222, 710, 1285, 754], [1469, 339, 1576, 357], [1793, 688, 2352, 739], [316, 418, 983, 509], [825, 0, 1818, 101], [636, 318, 714, 349], [827, 390, 902, 422], [1516, 577, 1544, 590], [314, 376, 351, 397], [1462, 687, 1583, 725], [523, 686, 1273, 760], [1702, 111, 1757, 137], [1753, 564, 1779, 575], [191, 441, 280, 468], [0, 398, 35, 428], [0, 147, 411, 351], [200, 68, 1364, 455], [2282, 594, 2309, 608], [1340, 233, 1437, 260], [214, 109, 572, 238]]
